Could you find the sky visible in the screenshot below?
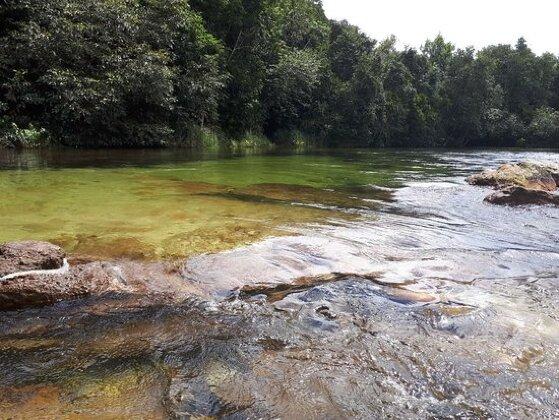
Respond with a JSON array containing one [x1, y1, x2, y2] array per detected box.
[[322, 0, 558, 55]]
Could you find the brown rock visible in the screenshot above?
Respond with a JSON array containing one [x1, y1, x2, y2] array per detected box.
[[485, 186, 559, 207], [0, 254, 203, 311], [0, 263, 120, 311], [0, 241, 65, 277], [468, 162, 559, 192]]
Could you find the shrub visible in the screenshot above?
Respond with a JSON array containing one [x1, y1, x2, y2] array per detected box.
[[0, 120, 49, 148], [228, 132, 273, 152]]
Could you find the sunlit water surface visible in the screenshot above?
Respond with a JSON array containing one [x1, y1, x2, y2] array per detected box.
[[0, 149, 558, 418]]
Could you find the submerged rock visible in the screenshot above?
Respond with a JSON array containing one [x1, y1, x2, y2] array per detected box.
[[467, 162, 559, 191], [0, 241, 65, 277], [485, 186, 559, 207]]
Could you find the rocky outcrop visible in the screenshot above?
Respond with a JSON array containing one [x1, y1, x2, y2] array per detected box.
[[0, 241, 65, 277], [0, 263, 118, 310], [468, 162, 559, 206], [0, 241, 204, 311], [485, 186, 559, 206], [467, 162, 559, 192]]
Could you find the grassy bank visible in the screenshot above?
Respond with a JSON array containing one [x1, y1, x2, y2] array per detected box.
[[0, 124, 323, 153]]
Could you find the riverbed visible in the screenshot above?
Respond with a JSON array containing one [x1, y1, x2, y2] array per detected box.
[[0, 149, 558, 418]]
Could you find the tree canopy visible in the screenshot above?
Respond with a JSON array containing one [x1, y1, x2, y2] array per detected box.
[[1, 0, 558, 148]]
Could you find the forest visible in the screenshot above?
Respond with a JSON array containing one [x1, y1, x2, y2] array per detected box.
[[1, 0, 558, 149]]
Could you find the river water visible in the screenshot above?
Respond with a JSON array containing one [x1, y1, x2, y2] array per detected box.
[[0, 149, 558, 418]]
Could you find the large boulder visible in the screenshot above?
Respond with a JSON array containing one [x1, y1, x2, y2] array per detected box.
[[468, 162, 559, 206], [0, 241, 65, 277], [467, 162, 559, 192], [485, 186, 559, 207]]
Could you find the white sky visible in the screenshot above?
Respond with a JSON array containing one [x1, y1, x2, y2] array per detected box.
[[322, 0, 558, 55]]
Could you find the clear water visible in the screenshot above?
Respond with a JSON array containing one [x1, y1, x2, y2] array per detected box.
[[0, 148, 558, 418], [0, 149, 414, 260]]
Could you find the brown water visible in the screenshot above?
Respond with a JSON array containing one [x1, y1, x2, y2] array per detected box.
[[0, 149, 558, 418]]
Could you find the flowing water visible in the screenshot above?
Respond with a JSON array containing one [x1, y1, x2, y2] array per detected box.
[[0, 149, 558, 418]]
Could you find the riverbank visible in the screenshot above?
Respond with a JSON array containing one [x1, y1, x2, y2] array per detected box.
[[0, 124, 321, 153]]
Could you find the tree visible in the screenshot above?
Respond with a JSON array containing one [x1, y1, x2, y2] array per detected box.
[[0, 0, 223, 147], [1, 0, 558, 149], [439, 48, 494, 146], [263, 49, 326, 136], [528, 107, 559, 147], [329, 21, 375, 81]]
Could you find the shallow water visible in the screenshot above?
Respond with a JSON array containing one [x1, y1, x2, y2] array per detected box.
[[0, 148, 558, 418], [0, 149, 411, 260]]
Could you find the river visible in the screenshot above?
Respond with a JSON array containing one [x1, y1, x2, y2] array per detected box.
[[0, 148, 558, 418]]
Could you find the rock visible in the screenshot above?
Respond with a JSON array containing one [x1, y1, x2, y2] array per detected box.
[[0, 263, 122, 311], [316, 305, 337, 320], [467, 162, 559, 192], [0, 241, 65, 277], [0, 242, 203, 311], [468, 162, 559, 206], [0, 368, 169, 418], [485, 186, 559, 207]]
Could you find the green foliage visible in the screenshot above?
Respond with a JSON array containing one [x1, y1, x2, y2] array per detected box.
[[0, 0, 558, 149], [227, 132, 273, 151], [329, 21, 375, 81], [264, 49, 326, 135], [272, 129, 318, 148], [0, 119, 48, 148], [181, 125, 222, 150], [483, 108, 525, 147], [0, 0, 223, 147], [528, 107, 559, 147]]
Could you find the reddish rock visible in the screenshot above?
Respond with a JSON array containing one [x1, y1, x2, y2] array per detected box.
[[0, 242, 204, 311], [0, 241, 65, 277], [485, 186, 559, 207], [0, 263, 114, 311]]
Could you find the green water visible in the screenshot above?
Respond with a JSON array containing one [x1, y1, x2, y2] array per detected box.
[[0, 150, 422, 259]]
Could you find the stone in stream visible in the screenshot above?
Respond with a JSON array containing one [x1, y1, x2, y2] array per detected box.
[[0, 262, 128, 311], [0, 367, 169, 418], [467, 162, 559, 192], [0, 241, 202, 311], [468, 162, 559, 206], [485, 186, 559, 207], [0, 241, 65, 277]]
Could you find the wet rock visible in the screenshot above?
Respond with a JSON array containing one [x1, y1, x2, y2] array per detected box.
[[381, 287, 440, 306], [0, 243, 202, 311], [0, 367, 169, 418], [485, 186, 559, 207], [467, 162, 559, 192], [206, 183, 393, 211], [0, 241, 65, 277], [468, 162, 559, 206], [0, 263, 123, 311], [239, 273, 346, 302]]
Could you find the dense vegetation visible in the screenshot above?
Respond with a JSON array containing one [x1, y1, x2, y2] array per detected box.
[[1, 0, 558, 148]]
